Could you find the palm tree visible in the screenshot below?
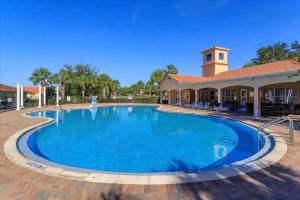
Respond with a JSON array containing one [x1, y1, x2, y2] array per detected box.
[[166, 64, 178, 74], [98, 73, 113, 98], [150, 69, 165, 87], [146, 80, 154, 96], [73, 64, 97, 100], [49, 66, 72, 99], [29, 67, 52, 86], [136, 80, 145, 96], [110, 80, 120, 96]]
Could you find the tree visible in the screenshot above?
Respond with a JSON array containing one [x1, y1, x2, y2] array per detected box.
[[29, 67, 52, 86], [49, 66, 73, 99], [290, 41, 300, 62], [132, 80, 145, 96], [73, 64, 97, 99], [110, 80, 120, 96], [150, 69, 166, 87], [244, 41, 299, 67], [166, 64, 178, 74], [145, 80, 154, 96], [98, 73, 113, 98]]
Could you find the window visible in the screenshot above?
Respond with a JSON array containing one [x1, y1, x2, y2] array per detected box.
[[264, 88, 298, 104], [210, 90, 215, 101], [224, 89, 236, 102], [206, 53, 212, 61], [219, 53, 224, 60]]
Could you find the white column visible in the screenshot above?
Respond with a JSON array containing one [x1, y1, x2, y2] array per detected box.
[[16, 82, 20, 110], [218, 88, 222, 104], [253, 87, 261, 117], [43, 86, 46, 106], [195, 90, 198, 104], [38, 84, 42, 108], [56, 86, 59, 106], [20, 84, 24, 108]]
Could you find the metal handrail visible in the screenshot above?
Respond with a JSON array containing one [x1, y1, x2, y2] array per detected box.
[[258, 116, 294, 145], [55, 101, 64, 110]]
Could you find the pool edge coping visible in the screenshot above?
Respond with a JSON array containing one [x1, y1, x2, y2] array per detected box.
[[4, 104, 288, 185]]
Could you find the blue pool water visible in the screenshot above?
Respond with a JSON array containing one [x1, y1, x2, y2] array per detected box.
[[19, 106, 264, 173]]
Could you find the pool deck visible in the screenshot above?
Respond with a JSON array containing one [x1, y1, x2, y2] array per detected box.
[[0, 103, 299, 200]]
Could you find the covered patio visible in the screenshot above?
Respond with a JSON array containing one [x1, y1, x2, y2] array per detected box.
[[260, 82, 300, 116]]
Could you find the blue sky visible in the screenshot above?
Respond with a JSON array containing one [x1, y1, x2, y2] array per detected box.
[[1, 0, 300, 87]]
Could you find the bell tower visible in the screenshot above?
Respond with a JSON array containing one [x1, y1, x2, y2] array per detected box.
[[201, 46, 229, 77]]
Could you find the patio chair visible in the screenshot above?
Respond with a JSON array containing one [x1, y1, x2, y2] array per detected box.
[[212, 103, 221, 111], [174, 102, 181, 106], [10, 102, 17, 108], [186, 101, 196, 108], [0, 103, 7, 110], [203, 102, 210, 110], [236, 104, 247, 115], [219, 103, 231, 112], [195, 102, 203, 109]]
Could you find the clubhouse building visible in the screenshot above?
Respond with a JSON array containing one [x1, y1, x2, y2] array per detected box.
[[159, 46, 300, 117]]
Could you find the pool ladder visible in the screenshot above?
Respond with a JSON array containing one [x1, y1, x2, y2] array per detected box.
[[258, 116, 294, 145], [55, 102, 64, 111]]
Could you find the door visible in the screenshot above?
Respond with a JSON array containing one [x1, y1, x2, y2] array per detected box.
[[240, 89, 247, 105]]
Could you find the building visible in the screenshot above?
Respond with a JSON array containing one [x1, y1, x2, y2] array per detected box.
[[159, 46, 300, 117], [23, 86, 40, 100], [0, 84, 17, 103]]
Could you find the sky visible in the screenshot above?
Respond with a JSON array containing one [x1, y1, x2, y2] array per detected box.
[[1, 0, 300, 87]]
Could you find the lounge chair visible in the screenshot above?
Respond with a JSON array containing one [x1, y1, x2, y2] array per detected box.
[[219, 103, 231, 112], [195, 102, 204, 109], [10, 102, 16, 108], [212, 103, 221, 111], [203, 102, 210, 110], [174, 102, 181, 106], [236, 104, 247, 115], [186, 101, 196, 108], [0, 103, 6, 110]]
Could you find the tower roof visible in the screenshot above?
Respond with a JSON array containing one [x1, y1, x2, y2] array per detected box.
[[201, 46, 230, 53]]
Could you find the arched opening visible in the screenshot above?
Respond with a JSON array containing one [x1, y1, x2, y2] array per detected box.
[[181, 89, 195, 105], [197, 88, 218, 103], [221, 85, 254, 113], [160, 90, 169, 104], [260, 82, 300, 116]]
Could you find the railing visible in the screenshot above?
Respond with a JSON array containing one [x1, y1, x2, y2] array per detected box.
[[55, 101, 64, 111], [258, 116, 294, 145]]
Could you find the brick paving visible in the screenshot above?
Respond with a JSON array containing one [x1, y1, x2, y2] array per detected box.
[[0, 104, 299, 200]]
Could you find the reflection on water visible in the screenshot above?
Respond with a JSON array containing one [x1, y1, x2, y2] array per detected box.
[[128, 107, 132, 112], [56, 110, 60, 126], [214, 143, 227, 160], [89, 108, 97, 120]]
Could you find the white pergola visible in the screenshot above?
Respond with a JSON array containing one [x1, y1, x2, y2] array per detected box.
[[16, 83, 60, 110]]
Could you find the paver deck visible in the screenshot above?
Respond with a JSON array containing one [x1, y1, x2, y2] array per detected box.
[[0, 104, 299, 200]]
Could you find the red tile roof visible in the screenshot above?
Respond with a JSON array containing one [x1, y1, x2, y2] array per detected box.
[[0, 84, 16, 92], [168, 60, 300, 84], [23, 86, 39, 94], [168, 74, 208, 83]]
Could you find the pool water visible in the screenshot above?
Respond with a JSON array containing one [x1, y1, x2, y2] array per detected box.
[[19, 106, 264, 173]]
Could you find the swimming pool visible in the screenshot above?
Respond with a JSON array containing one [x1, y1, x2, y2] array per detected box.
[[17, 105, 268, 174]]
